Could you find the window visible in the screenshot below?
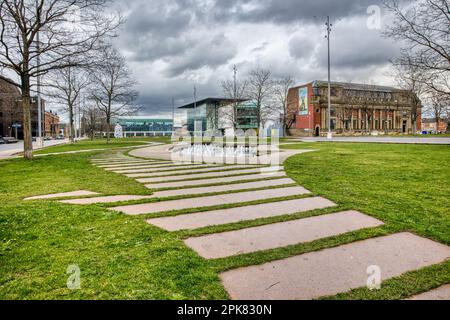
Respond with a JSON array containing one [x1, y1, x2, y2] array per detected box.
[[330, 106, 336, 117], [330, 119, 336, 130]]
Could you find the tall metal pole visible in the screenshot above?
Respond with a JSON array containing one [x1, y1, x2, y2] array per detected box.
[[171, 97, 175, 133], [36, 0, 43, 146], [326, 16, 332, 139]]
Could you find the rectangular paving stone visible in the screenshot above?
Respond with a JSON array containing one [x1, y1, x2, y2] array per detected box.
[[60, 195, 154, 204], [110, 163, 206, 173], [24, 190, 100, 200], [220, 232, 450, 300], [136, 166, 283, 183], [102, 162, 173, 170], [145, 172, 287, 189], [111, 186, 309, 215], [125, 164, 224, 177], [185, 211, 384, 259], [151, 178, 296, 197], [128, 165, 260, 178], [146, 197, 335, 231], [405, 285, 450, 300], [97, 161, 165, 168], [91, 158, 148, 163]]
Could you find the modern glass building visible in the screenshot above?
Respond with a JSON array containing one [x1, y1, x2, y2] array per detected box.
[[179, 98, 258, 135], [115, 117, 173, 136]]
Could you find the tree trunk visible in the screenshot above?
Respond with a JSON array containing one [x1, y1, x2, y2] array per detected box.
[[21, 74, 33, 160], [106, 114, 111, 143], [69, 103, 75, 144]]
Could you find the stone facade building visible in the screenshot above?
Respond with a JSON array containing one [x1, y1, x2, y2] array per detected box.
[[286, 81, 422, 136]]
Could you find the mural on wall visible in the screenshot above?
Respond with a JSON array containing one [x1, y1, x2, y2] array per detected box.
[[298, 87, 308, 115]]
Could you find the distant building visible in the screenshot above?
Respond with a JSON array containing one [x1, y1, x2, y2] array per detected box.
[[286, 81, 422, 136], [44, 110, 60, 138], [115, 116, 173, 136], [179, 98, 258, 136], [422, 118, 448, 133], [0, 75, 45, 139], [59, 123, 70, 137]]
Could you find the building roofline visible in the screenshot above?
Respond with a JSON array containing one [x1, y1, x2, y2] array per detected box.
[[292, 80, 406, 92], [179, 97, 248, 109]]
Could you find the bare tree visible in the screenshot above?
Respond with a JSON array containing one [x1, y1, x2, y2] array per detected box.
[[82, 99, 102, 140], [220, 65, 248, 130], [246, 67, 274, 132], [89, 46, 139, 142], [273, 76, 295, 134], [384, 0, 450, 98], [46, 66, 90, 143], [0, 0, 120, 159], [426, 94, 450, 133], [391, 57, 424, 133]]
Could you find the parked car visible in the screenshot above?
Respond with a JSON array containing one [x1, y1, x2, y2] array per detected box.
[[3, 136, 19, 144], [0, 137, 5, 144]]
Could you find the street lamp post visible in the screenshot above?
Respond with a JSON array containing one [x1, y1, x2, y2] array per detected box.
[[36, 0, 43, 147], [326, 16, 333, 140]]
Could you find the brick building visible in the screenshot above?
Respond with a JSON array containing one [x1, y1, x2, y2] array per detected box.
[[44, 110, 60, 138], [422, 118, 449, 133], [0, 76, 45, 139], [286, 81, 422, 136]]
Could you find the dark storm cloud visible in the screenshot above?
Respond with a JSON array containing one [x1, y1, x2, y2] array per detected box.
[[210, 0, 383, 24], [111, 0, 402, 116]]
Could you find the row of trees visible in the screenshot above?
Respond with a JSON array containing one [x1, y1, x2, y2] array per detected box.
[[0, 0, 138, 159], [384, 0, 450, 131], [220, 66, 295, 133], [47, 46, 139, 143]]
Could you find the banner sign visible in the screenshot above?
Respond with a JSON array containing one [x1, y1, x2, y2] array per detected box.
[[298, 87, 308, 115]]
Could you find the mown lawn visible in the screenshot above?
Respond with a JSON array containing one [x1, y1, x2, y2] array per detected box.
[[33, 136, 171, 155], [0, 142, 448, 299]]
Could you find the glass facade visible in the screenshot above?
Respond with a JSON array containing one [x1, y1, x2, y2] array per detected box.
[[186, 101, 258, 132], [116, 118, 173, 132]]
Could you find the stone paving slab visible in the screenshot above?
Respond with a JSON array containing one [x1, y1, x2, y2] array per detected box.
[[125, 164, 224, 177], [91, 158, 148, 163], [97, 161, 165, 168], [405, 285, 450, 300], [185, 211, 384, 259], [60, 195, 154, 204], [110, 163, 206, 173], [146, 197, 335, 231], [220, 232, 450, 300], [111, 186, 310, 215], [151, 178, 296, 197], [24, 190, 100, 200], [136, 166, 283, 183], [101, 162, 173, 170], [145, 172, 287, 189], [128, 165, 260, 178]]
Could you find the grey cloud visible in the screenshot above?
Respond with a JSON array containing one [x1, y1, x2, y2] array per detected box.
[[165, 34, 237, 76]]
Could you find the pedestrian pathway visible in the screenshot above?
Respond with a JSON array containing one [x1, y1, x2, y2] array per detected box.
[[184, 211, 384, 259], [111, 186, 310, 215], [220, 233, 450, 300], [53, 153, 450, 300]]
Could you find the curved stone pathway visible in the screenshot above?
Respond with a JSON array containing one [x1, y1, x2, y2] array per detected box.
[[43, 153, 450, 300]]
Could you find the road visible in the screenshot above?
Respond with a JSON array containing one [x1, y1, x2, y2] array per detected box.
[[0, 139, 69, 160]]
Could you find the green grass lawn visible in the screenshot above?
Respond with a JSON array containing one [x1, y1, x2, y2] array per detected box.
[[0, 142, 448, 299], [33, 136, 171, 155]]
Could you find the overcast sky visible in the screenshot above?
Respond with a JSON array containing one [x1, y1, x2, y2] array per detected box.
[[111, 0, 404, 119]]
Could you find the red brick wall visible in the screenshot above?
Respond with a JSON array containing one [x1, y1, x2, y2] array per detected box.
[[286, 83, 314, 132]]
